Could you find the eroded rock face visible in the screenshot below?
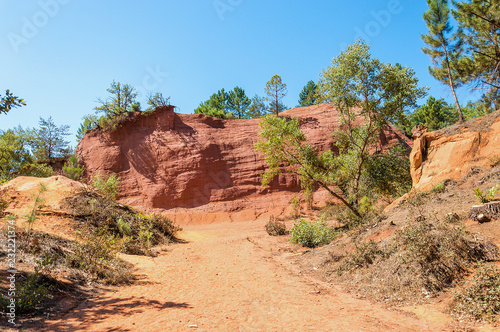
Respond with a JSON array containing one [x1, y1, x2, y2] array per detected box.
[[409, 110, 500, 191], [76, 104, 411, 213]]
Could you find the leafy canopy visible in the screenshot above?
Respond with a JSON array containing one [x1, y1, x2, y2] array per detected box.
[[257, 41, 426, 219], [0, 90, 26, 115], [298, 80, 318, 107], [265, 74, 288, 115]]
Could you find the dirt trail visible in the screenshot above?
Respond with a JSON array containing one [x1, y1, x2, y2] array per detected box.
[[43, 220, 445, 331]]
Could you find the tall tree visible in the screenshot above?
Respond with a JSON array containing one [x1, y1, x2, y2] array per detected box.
[[194, 89, 233, 119], [265, 74, 288, 115], [0, 90, 26, 115], [297, 80, 318, 107], [32, 117, 71, 162], [422, 0, 464, 122], [247, 95, 269, 119], [95, 81, 140, 118], [227, 87, 251, 119], [452, 0, 500, 112], [317, 40, 427, 208]]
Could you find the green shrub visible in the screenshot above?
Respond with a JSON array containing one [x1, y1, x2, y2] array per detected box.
[[474, 185, 500, 204], [67, 193, 179, 255], [265, 215, 287, 236], [290, 219, 336, 248], [69, 229, 131, 285], [452, 265, 500, 322], [62, 154, 84, 180], [23, 163, 54, 178], [92, 172, 120, 200], [431, 182, 446, 194], [23, 183, 47, 232], [338, 240, 385, 274], [290, 196, 300, 218], [0, 256, 54, 314]]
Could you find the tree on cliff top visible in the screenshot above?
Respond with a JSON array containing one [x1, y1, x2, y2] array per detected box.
[[95, 81, 141, 118], [298, 81, 318, 107], [265, 74, 288, 115], [194, 89, 233, 119]]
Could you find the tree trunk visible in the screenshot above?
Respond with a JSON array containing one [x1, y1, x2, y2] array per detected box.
[[441, 35, 464, 122]]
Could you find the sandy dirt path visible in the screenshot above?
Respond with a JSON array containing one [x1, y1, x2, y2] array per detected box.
[[42, 220, 445, 331]]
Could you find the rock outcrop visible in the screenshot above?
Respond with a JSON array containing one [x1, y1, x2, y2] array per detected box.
[[409, 110, 500, 191], [76, 104, 411, 213]]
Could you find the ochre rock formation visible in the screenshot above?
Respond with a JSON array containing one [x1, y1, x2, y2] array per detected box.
[[76, 104, 411, 214], [409, 110, 500, 191]]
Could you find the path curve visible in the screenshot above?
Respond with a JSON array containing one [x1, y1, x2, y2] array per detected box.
[[43, 220, 444, 331]]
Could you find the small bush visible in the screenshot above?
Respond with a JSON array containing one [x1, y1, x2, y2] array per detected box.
[[92, 172, 120, 200], [62, 154, 84, 180], [338, 240, 385, 274], [489, 155, 500, 167], [452, 265, 500, 322], [23, 183, 47, 232], [431, 182, 446, 194], [290, 196, 300, 218], [474, 185, 500, 204], [265, 215, 287, 236], [67, 192, 179, 255], [68, 229, 131, 285], [335, 221, 498, 304], [290, 219, 336, 248], [0, 257, 54, 314]]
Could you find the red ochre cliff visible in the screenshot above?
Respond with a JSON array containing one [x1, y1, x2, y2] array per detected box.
[[76, 104, 411, 216]]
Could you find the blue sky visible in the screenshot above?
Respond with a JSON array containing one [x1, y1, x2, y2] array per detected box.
[[0, 0, 477, 146]]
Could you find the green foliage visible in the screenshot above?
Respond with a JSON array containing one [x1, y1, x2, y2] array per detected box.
[[265, 74, 288, 115], [452, 265, 500, 322], [297, 80, 318, 107], [23, 183, 47, 232], [432, 181, 447, 194], [364, 144, 413, 200], [407, 96, 458, 132], [0, 127, 35, 182], [69, 228, 131, 284], [290, 196, 300, 218], [247, 95, 270, 119], [146, 92, 171, 112], [95, 81, 140, 118], [195, 89, 233, 119], [290, 219, 336, 248], [31, 116, 72, 162], [67, 192, 180, 255], [265, 215, 287, 236], [422, 0, 464, 121], [62, 154, 84, 180], [227, 86, 251, 119], [92, 172, 120, 200], [474, 185, 500, 204], [76, 114, 99, 141], [452, 0, 500, 113], [0, 90, 26, 115]]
